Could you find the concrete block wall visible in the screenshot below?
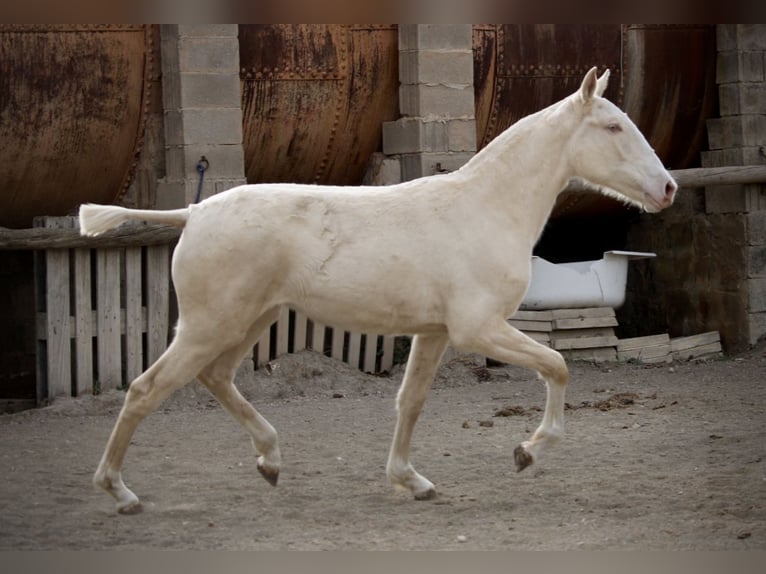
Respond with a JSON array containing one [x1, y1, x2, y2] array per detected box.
[[157, 25, 246, 208], [701, 25, 766, 349], [704, 25, 766, 215], [626, 25, 766, 351], [381, 25, 477, 182]]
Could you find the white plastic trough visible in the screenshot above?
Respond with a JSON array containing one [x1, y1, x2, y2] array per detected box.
[[520, 250, 656, 310]]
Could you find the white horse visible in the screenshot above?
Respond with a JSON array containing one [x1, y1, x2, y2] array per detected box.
[[79, 67, 676, 514]]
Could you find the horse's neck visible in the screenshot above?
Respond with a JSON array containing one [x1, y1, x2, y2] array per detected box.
[[460, 101, 576, 243]]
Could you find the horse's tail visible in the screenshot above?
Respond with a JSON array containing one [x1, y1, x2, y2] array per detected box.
[[79, 204, 190, 237]]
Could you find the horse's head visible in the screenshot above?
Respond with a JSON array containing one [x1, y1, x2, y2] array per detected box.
[[568, 67, 677, 213]]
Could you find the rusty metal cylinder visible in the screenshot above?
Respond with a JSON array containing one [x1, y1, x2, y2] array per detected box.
[[239, 24, 400, 186], [0, 24, 153, 228], [473, 24, 718, 218]]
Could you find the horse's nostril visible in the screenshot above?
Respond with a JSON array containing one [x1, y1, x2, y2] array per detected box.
[[665, 180, 677, 198]]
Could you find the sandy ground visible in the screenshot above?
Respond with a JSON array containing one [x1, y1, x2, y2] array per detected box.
[[0, 344, 764, 550]]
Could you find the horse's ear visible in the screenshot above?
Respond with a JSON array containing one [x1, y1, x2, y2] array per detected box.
[[578, 67, 599, 103], [596, 69, 610, 97]]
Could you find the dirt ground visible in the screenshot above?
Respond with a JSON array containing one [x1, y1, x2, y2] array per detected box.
[[1, 343, 764, 550]]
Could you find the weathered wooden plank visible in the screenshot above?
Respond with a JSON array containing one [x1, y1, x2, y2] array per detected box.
[[670, 165, 766, 189], [550, 307, 616, 319], [552, 335, 619, 351], [617, 333, 671, 351], [347, 332, 362, 370], [617, 344, 671, 361], [72, 248, 93, 395], [276, 306, 290, 357], [0, 222, 181, 251], [96, 249, 122, 390], [672, 341, 722, 360], [508, 319, 553, 332], [510, 309, 554, 321], [37, 308, 147, 340], [124, 247, 143, 384], [293, 311, 308, 352], [550, 327, 615, 341], [146, 244, 170, 366], [40, 218, 72, 399], [363, 334, 379, 372], [380, 336, 395, 372], [331, 327, 345, 361], [553, 316, 618, 330], [670, 331, 720, 352], [311, 321, 326, 354], [561, 347, 617, 363], [256, 325, 272, 366]]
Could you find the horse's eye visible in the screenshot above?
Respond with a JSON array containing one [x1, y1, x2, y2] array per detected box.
[[607, 123, 622, 133]]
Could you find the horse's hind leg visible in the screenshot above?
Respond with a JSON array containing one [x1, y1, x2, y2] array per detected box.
[[93, 332, 226, 514], [197, 307, 282, 486]]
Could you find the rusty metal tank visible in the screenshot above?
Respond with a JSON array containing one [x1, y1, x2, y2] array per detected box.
[[0, 24, 154, 228], [473, 24, 718, 219], [239, 24, 399, 186]]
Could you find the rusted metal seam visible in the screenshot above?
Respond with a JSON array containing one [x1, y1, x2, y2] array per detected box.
[[114, 24, 154, 206], [314, 26, 348, 183]]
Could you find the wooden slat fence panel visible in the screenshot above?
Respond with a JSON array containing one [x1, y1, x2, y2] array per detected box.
[[251, 308, 396, 375], [34, 216, 174, 402]]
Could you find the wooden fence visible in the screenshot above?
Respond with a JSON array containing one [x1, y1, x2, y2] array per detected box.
[[34, 217, 171, 400], [31, 216, 394, 403], [253, 307, 395, 374]]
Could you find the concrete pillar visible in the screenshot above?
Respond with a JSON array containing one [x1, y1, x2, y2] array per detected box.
[[701, 24, 766, 348], [703, 25, 766, 213], [156, 25, 246, 208], [381, 24, 476, 182]]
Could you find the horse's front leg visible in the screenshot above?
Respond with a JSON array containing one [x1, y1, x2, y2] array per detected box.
[[451, 316, 569, 471], [386, 332, 449, 499]]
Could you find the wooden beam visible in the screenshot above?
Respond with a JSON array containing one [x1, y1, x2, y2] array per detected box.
[[669, 165, 766, 189], [0, 223, 180, 250]]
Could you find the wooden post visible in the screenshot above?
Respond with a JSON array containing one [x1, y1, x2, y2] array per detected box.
[[35, 217, 72, 402], [96, 248, 121, 391], [124, 247, 143, 384], [363, 334, 379, 373], [293, 311, 308, 352], [72, 247, 93, 395], [146, 244, 170, 366]]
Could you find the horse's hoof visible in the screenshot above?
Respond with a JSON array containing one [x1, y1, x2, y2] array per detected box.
[[514, 444, 534, 472], [413, 487, 437, 501], [117, 500, 143, 515], [257, 463, 279, 487]]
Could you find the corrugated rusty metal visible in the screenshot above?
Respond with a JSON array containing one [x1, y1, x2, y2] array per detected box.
[[239, 24, 399, 186], [0, 25, 154, 228], [473, 24, 717, 219]]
